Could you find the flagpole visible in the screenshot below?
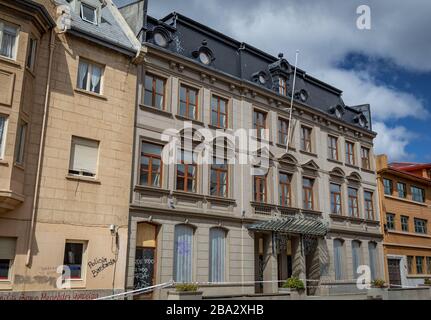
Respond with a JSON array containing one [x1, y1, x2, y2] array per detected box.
[[286, 50, 299, 153]]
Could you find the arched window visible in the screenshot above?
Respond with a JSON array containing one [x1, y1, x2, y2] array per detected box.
[[173, 225, 194, 282], [209, 228, 227, 283], [352, 240, 362, 279], [368, 242, 378, 281], [333, 239, 344, 280]]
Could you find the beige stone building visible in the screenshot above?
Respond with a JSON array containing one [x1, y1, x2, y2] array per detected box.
[[0, 0, 142, 299], [120, 5, 384, 299]]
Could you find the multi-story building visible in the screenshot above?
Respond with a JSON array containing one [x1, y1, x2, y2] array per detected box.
[[377, 155, 431, 288], [120, 2, 383, 299], [0, 0, 142, 299]]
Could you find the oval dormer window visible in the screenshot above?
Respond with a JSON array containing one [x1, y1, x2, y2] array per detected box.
[[199, 51, 211, 65], [358, 116, 366, 127], [154, 31, 168, 47]]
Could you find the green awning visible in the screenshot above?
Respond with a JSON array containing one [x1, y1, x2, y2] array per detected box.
[[248, 216, 327, 237]]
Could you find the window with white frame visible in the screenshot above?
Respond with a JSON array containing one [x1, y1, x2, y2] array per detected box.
[[69, 136, 99, 178], [209, 228, 226, 283], [26, 37, 37, 71], [173, 224, 193, 283], [0, 20, 18, 60], [0, 115, 7, 159], [0, 237, 16, 281], [414, 218, 427, 234], [80, 3, 97, 24], [15, 120, 27, 165], [77, 59, 103, 94], [63, 241, 85, 279]]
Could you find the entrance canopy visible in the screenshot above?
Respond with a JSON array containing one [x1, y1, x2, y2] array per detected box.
[[248, 216, 327, 237]]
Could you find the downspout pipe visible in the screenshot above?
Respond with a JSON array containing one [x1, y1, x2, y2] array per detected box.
[[25, 28, 56, 267]]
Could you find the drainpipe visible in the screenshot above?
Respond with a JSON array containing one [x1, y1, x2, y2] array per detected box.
[[25, 28, 56, 267]]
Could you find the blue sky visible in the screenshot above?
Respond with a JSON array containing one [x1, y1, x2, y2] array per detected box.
[[114, 0, 431, 162]]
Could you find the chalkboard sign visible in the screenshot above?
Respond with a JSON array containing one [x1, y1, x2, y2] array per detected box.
[[133, 247, 155, 290]]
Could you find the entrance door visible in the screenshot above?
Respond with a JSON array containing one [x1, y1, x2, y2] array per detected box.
[[387, 259, 401, 288], [134, 223, 157, 298]]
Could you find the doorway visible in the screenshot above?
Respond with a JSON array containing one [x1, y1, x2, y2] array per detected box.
[[387, 258, 401, 288]]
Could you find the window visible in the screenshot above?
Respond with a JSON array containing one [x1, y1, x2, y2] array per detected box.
[[15, 120, 27, 165], [140, 142, 163, 187], [407, 256, 414, 274], [279, 77, 287, 96], [278, 118, 289, 145], [26, 38, 37, 71], [411, 186, 425, 203], [386, 213, 395, 230], [333, 239, 344, 280], [253, 110, 267, 140], [401, 216, 409, 232], [330, 183, 342, 215], [364, 191, 374, 220], [383, 179, 393, 195], [211, 96, 228, 128], [345, 141, 355, 165], [179, 85, 198, 120], [69, 136, 99, 178], [300, 126, 312, 152], [416, 256, 424, 274], [328, 135, 338, 160], [352, 241, 361, 279], [0, 21, 18, 59], [368, 242, 377, 280], [80, 3, 97, 24], [63, 242, 84, 279], [254, 174, 267, 203], [173, 225, 193, 283], [176, 149, 197, 192], [144, 73, 165, 110], [427, 257, 431, 274], [397, 182, 407, 198], [0, 237, 16, 281], [414, 218, 427, 234], [361, 146, 370, 170], [77, 59, 103, 94], [279, 172, 291, 207], [348, 187, 359, 217], [210, 158, 228, 197], [302, 177, 314, 210], [209, 228, 226, 283], [0, 115, 6, 159]]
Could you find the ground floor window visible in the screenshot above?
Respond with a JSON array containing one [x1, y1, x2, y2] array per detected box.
[[333, 239, 344, 280], [173, 224, 193, 283], [368, 242, 377, 280], [351, 240, 361, 278], [0, 237, 16, 280], [63, 242, 85, 279], [209, 228, 226, 283]]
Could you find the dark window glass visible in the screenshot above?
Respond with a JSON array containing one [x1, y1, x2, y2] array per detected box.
[[401, 216, 409, 232], [140, 142, 163, 187], [0, 259, 10, 279], [386, 213, 395, 230], [397, 182, 407, 198], [411, 186, 425, 203], [330, 183, 342, 214], [383, 179, 392, 195], [63, 243, 84, 279], [414, 218, 427, 234], [144, 74, 165, 109]]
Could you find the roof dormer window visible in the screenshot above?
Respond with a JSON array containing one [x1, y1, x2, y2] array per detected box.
[[81, 3, 97, 25]]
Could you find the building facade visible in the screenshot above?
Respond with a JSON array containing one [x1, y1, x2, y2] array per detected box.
[[120, 4, 384, 299], [0, 0, 142, 299], [377, 155, 431, 288]]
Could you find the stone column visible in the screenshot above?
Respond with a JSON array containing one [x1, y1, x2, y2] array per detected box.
[[291, 235, 306, 281]]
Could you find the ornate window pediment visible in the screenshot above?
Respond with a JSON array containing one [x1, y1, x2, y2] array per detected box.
[[148, 26, 172, 48], [347, 172, 362, 184], [354, 113, 368, 128], [278, 154, 298, 172], [329, 104, 345, 119], [192, 40, 215, 65], [302, 160, 319, 177]]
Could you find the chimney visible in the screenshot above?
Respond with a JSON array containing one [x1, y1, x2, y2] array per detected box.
[[375, 154, 388, 171]]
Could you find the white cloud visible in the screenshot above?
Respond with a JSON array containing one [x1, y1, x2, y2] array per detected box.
[[373, 122, 416, 161]]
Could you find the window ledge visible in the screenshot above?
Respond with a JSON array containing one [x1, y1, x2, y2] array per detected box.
[[25, 66, 36, 78], [139, 104, 173, 118], [0, 55, 21, 68], [299, 150, 318, 158], [205, 195, 237, 205], [0, 160, 9, 167], [388, 230, 431, 238], [345, 163, 360, 170], [384, 194, 427, 207], [330, 214, 380, 225], [175, 114, 205, 126], [361, 168, 375, 174], [172, 190, 205, 200], [327, 158, 343, 165], [66, 175, 101, 184], [276, 143, 296, 151], [13, 163, 25, 171], [74, 88, 107, 100], [208, 124, 229, 131], [406, 275, 431, 279], [134, 184, 170, 194]]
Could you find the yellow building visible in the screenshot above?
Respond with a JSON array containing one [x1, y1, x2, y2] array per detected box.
[[377, 155, 431, 288]]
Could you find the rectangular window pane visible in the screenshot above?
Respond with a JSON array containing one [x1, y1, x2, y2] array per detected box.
[[69, 136, 99, 177], [397, 183, 406, 198], [416, 256, 424, 274], [411, 186, 425, 203], [383, 179, 392, 195], [209, 228, 226, 283], [81, 3, 97, 24], [386, 213, 395, 230], [173, 225, 193, 282], [407, 256, 414, 274], [15, 121, 27, 165], [63, 242, 84, 279], [26, 38, 37, 70], [0, 116, 6, 158], [0, 22, 18, 59], [401, 216, 409, 232]]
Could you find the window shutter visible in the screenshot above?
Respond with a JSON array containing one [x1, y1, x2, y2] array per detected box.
[[209, 228, 226, 283], [0, 237, 16, 260], [70, 137, 99, 174]]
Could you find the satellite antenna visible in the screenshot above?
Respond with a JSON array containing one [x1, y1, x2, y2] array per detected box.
[[285, 50, 299, 153]]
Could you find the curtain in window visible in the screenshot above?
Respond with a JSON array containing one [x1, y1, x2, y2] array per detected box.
[[90, 65, 101, 93], [368, 242, 377, 280], [209, 228, 226, 283], [173, 225, 193, 283], [77, 61, 88, 89], [334, 239, 343, 280], [0, 23, 17, 59], [352, 241, 361, 279]]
